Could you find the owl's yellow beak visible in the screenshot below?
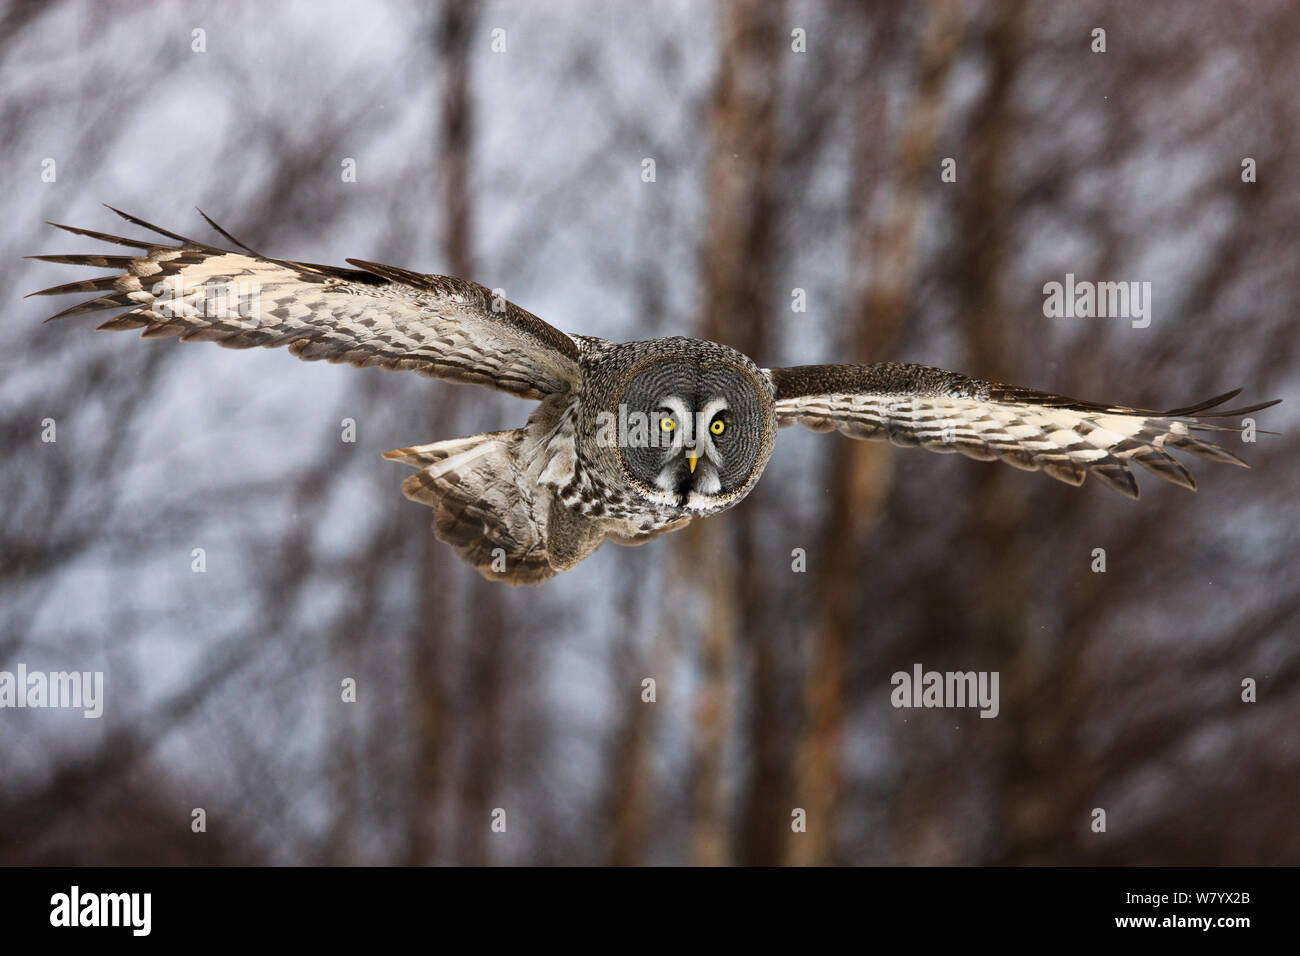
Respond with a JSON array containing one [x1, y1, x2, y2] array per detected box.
[[686, 449, 700, 474]]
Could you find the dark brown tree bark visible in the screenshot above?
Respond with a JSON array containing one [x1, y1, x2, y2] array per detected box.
[[688, 0, 784, 866], [788, 0, 964, 867], [405, 0, 480, 866]]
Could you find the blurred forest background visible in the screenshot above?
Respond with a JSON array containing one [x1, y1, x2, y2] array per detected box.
[[1, 0, 1297, 865]]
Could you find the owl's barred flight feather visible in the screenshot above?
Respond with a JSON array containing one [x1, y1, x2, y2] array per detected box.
[[28, 209, 1281, 582], [770, 363, 1280, 498], [27, 206, 579, 400]]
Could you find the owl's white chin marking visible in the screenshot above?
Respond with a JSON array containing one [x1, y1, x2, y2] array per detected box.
[[653, 460, 721, 497], [694, 468, 721, 495]]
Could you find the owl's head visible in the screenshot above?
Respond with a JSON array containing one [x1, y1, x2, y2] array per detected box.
[[609, 339, 776, 514]]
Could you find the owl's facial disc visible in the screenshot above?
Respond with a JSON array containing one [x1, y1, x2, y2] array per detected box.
[[618, 361, 763, 508]]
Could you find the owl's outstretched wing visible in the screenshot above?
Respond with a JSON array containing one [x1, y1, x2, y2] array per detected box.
[[26, 207, 580, 400], [769, 362, 1280, 498]]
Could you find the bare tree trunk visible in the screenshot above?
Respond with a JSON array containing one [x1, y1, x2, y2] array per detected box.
[[405, 0, 478, 866], [688, 0, 784, 867], [604, 596, 662, 866], [949, 3, 1030, 866], [453, 588, 506, 865], [787, 0, 963, 867]]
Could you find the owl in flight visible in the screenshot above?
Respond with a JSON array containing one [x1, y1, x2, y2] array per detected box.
[[29, 208, 1279, 583]]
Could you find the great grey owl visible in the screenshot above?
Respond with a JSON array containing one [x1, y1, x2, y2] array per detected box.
[[29, 209, 1280, 583]]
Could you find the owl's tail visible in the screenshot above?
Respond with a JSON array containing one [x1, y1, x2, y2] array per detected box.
[[383, 430, 558, 584]]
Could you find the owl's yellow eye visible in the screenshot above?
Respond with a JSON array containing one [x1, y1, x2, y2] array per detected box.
[[710, 419, 725, 435], [660, 417, 675, 432]]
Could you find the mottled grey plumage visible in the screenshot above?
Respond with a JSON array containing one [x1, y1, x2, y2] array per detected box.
[[29, 209, 1281, 583]]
